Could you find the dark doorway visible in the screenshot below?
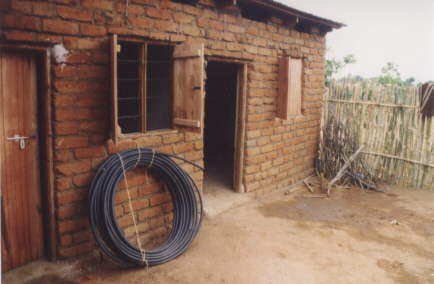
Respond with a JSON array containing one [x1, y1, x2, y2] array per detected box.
[[204, 61, 239, 193]]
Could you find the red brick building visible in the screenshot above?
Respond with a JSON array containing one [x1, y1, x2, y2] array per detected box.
[[0, 0, 342, 271]]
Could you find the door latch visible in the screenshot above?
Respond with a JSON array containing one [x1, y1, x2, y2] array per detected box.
[[6, 135, 34, 150]]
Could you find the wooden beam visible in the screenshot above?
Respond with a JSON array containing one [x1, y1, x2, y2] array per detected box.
[[0, 43, 49, 51], [206, 55, 252, 64], [233, 64, 248, 193], [42, 48, 57, 261]]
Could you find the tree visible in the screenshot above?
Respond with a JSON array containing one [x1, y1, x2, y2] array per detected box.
[[404, 77, 415, 85], [325, 54, 356, 86], [376, 62, 416, 86], [377, 62, 401, 85]]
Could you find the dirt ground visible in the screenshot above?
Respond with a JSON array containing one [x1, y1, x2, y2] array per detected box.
[[4, 182, 434, 284]]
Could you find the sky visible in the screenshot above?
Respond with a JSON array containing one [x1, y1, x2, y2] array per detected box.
[[277, 0, 434, 82]]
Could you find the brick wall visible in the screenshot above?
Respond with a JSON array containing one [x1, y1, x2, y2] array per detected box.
[[0, 0, 326, 259], [115, 168, 173, 250]]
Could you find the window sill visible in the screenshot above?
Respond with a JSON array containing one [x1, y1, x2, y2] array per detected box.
[[117, 128, 178, 140], [276, 114, 306, 124]]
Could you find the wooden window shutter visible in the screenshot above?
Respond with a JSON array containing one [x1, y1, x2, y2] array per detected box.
[[277, 56, 302, 119], [172, 42, 204, 133], [110, 34, 120, 143]]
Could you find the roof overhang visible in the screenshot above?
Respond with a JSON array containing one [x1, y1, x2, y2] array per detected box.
[[218, 0, 344, 35], [177, 0, 345, 34]]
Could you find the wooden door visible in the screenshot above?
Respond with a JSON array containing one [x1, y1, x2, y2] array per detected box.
[[1, 51, 44, 272]]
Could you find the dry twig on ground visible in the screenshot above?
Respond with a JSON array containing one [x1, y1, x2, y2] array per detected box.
[[303, 177, 314, 193], [327, 146, 364, 196]]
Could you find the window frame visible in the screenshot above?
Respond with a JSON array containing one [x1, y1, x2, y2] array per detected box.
[[112, 35, 176, 139]]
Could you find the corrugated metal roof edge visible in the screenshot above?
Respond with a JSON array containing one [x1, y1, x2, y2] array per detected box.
[[247, 0, 345, 29]]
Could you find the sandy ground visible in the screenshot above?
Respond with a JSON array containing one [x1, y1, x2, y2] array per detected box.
[[3, 183, 434, 284]]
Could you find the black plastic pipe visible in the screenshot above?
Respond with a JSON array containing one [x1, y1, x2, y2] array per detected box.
[[89, 148, 203, 267]]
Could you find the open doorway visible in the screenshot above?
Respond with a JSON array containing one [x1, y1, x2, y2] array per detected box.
[[204, 61, 240, 194]]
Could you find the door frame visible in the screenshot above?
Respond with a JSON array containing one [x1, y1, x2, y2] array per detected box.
[[205, 56, 249, 193], [0, 43, 56, 260]]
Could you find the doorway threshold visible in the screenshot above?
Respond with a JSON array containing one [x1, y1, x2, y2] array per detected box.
[[202, 180, 253, 218], [2, 258, 84, 283]]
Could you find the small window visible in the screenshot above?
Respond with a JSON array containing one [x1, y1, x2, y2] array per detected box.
[[110, 35, 204, 142], [117, 40, 173, 134]]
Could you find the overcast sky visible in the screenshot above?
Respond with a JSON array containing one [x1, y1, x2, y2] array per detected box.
[[278, 0, 434, 82]]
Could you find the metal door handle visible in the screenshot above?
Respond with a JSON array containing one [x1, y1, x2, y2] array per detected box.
[[6, 135, 35, 149]]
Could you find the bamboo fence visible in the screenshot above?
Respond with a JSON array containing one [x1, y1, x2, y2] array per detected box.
[[324, 81, 434, 189]]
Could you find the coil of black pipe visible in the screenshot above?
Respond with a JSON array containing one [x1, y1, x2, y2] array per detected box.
[[89, 148, 203, 267]]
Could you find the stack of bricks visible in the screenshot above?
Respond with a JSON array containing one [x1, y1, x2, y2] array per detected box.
[[0, 0, 326, 259]]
